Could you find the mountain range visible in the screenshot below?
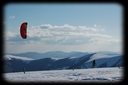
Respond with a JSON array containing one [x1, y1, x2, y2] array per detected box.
[[3, 51, 123, 73]]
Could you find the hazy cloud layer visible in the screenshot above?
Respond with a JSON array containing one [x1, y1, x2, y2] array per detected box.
[[4, 24, 121, 45]]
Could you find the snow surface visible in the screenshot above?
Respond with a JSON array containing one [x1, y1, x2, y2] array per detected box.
[[3, 67, 124, 83]]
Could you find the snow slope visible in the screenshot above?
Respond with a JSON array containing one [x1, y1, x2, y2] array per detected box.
[[3, 67, 123, 83]]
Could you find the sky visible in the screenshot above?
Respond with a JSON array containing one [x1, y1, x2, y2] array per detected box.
[[3, 3, 123, 54]]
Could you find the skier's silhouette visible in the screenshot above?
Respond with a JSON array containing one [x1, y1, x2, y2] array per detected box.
[[92, 60, 96, 68]]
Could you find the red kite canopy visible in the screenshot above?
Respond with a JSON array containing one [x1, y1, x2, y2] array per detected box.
[[20, 22, 27, 39]]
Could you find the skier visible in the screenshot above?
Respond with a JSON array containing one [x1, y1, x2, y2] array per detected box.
[[23, 67, 25, 74], [92, 60, 96, 68]]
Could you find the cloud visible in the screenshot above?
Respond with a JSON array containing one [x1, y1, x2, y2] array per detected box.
[[9, 16, 15, 19], [40, 24, 52, 29], [94, 24, 97, 28], [4, 24, 121, 45], [4, 31, 17, 40]]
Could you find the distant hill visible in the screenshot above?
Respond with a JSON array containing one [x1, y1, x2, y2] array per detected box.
[[6, 51, 88, 59], [3, 51, 123, 73]]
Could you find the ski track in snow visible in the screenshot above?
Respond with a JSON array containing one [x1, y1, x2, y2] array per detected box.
[[3, 67, 123, 83]]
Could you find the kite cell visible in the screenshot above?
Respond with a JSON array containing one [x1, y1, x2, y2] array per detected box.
[[20, 22, 27, 39]]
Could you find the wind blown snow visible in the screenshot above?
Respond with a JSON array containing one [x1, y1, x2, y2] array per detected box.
[[3, 67, 123, 83]]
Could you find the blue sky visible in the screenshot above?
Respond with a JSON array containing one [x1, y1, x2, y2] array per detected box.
[[3, 3, 123, 54]]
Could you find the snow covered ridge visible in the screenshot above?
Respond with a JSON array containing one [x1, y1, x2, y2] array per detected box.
[[3, 52, 123, 73], [3, 55, 34, 61]]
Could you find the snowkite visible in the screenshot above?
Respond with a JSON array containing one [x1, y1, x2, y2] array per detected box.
[[20, 22, 28, 39]]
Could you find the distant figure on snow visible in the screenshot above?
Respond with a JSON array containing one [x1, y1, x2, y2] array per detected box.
[[23, 67, 25, 74], [92, 60, 96, 68], [118, 63, 120, 68]]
